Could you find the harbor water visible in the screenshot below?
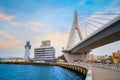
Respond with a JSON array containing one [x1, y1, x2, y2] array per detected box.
[[0, 64, 85, 80]]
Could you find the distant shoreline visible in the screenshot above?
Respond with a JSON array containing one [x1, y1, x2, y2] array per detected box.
[[0, 62, 57, 66]]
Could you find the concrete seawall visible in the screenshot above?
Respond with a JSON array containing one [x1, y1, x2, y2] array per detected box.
[[51, 63, 92, 80], [53, 63, 88, 76]]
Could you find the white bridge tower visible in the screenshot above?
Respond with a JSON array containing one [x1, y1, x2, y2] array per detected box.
[[64, 10, 83, 62]]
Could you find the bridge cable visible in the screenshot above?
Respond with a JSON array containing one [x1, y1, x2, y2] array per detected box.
[[86, 16, 112, 20], [79, 13, 120, 15], [85, 21, 100, 29], [84, 18, 106, 25]]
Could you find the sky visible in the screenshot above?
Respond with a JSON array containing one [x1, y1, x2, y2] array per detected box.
[[0, 0, 120, 58]]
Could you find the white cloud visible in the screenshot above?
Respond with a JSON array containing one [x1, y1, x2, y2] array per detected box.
[[9, 21, 21, 26], [0, 13, 21, 27], [0, 30, 9, 35], [0, 30, 22, 48], [0, 13, 44, 32], [7, 21, 44, 32], [29, 21, 43, 27], [0, 13, 14, 21], [28, 21, 44, 32]]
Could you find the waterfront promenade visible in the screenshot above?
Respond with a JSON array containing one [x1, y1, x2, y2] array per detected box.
[[92, 66, 120, 80]]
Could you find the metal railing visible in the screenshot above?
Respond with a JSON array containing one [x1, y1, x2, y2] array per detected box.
[[92, 63, 120, 72]]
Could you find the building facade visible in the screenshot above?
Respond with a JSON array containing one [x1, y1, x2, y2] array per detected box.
[[112, 50, 120, 64], [113, 50, 120, 58], [24, 41, 31, 60], [88, 54, 107, 62], [34, 40, 55, 62]]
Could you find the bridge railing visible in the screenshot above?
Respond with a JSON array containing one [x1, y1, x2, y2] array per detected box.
[[92, 63, 120, 72], [72, 62, 91, 70]]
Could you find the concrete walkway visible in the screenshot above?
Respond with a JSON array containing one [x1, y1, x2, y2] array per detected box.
[[92, 66, 120, 80]]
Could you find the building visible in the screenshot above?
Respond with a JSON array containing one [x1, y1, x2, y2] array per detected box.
[[34, 40, 55, 62], [113, 50, 120, 58], [88, 54, 107, 62], [112, 50, 120, 64], [24, 41, 31, 60]]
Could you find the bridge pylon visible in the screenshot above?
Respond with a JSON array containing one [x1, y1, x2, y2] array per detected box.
[[63, 10, 86, 63], [66, 10, 83, 50]]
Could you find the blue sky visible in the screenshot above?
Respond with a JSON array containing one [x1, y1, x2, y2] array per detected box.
[[0, 0, 120, 58]]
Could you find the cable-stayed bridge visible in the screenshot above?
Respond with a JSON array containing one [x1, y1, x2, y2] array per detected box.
[[62, 10, 120, 63]]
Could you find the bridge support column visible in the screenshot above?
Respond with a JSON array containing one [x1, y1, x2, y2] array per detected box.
[[64, 52, 89, 63], [84, 52, 89, 62], [64, 53, 82, 63], [64, 53, 72, 63]]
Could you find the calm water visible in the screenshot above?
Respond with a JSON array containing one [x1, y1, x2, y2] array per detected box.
[[0, 64, 85, 80]]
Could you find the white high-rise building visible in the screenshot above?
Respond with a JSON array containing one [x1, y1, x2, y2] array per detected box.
[[34, 40, 55, 62], [24, 41, 31, 60]]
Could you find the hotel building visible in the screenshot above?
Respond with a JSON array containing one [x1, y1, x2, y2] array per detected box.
[[34, 40, 55, 62]]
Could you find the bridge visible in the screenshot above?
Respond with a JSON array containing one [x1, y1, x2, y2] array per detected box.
[[62, 10, 120, 63]]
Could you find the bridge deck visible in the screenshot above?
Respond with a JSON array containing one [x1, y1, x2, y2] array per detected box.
[[92, 66, 120, 80]]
